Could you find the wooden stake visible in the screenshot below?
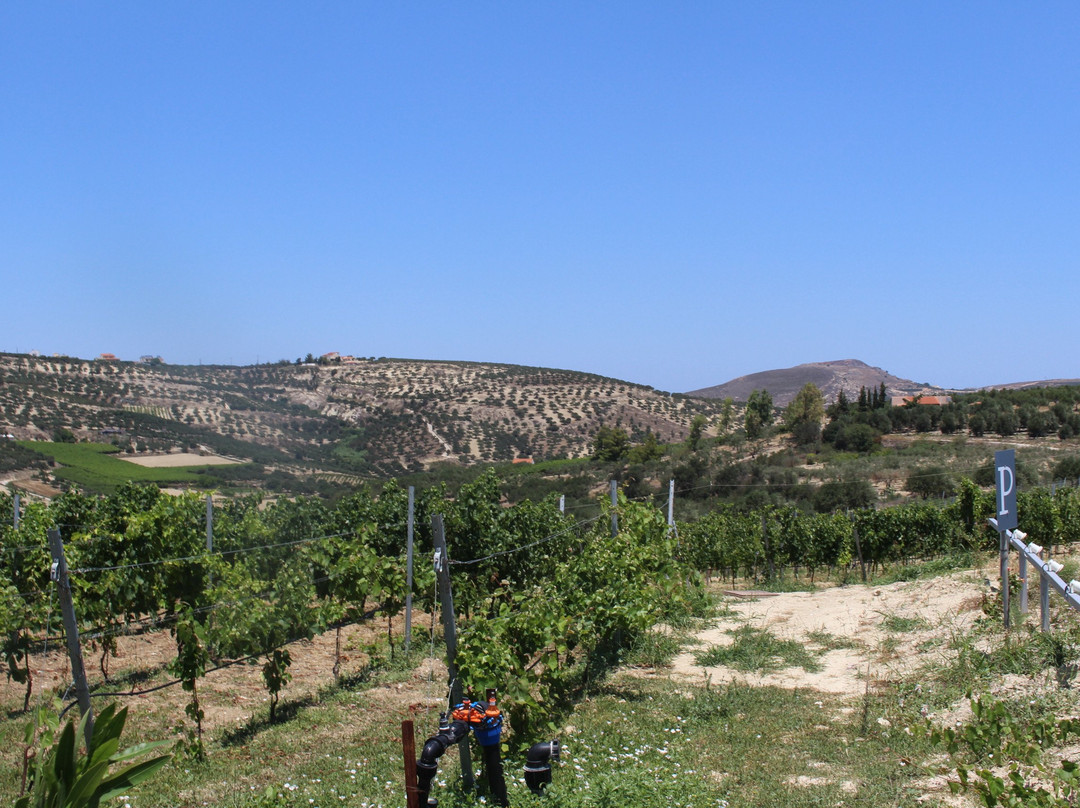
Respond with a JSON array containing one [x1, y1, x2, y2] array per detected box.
[[402, 719, 420, 808]]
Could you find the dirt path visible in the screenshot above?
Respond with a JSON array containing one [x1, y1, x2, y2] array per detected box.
[[671, 570, 989, 695]]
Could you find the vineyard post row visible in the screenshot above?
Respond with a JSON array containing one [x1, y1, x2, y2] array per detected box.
[[16, 467, 1080, 735], [198, 484, 422, 656]]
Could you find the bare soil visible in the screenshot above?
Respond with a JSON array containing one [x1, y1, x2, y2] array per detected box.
[[120, 453, 242, 468], [671, 570, 987, 694], [2, 614, 448, 738]]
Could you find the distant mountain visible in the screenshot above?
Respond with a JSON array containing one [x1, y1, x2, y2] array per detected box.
[[685, 359, 941, 407]]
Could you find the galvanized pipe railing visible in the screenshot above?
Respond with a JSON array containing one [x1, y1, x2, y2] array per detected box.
[[991, 517, 1080, 631]]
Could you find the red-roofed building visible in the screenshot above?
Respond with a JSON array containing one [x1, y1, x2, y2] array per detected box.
[[891, 395, 952, 407]]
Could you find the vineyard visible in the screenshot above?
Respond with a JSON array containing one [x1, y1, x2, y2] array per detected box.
[[5, 474, 1080, 806]]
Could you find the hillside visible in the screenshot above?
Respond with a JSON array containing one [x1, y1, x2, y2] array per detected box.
[[0, 353, 723, 477], [687, 358, 944, 406], [986, 376, 1080, 391]]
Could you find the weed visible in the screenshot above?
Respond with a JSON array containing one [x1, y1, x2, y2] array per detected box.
[[694, 626, 822, 674], [879, 613, 930, 633], [869, 552, 976, 585], [875, 634, 901, 660], [625, 631, 685, 668], [806, 628, 860, 651], [755, 578, 818, 594]]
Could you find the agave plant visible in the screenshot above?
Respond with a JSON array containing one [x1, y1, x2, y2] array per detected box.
[[18, 702, 170, 808]]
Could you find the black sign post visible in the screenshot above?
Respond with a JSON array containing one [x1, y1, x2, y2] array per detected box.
[[995, 449, 1017, 628]]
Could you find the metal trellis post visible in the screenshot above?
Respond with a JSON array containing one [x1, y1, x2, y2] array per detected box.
[[1041, 557, 1051, 633], [206, 494, 213, 553], [1019, 549, 1028, 614], [47, 528, 94, 745], [1000, 527, 1010, 629], [431, 514, 474, 789], [404, 486, 415, 654], [610, 480, 618, 538], [852, 523, 866, 583]]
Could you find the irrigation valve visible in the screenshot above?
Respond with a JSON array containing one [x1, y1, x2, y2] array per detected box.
[[415, 688, 560, 806], [1047, 559, 1065, 575], [1013, 529, 1028, 542], [1069, 580, 1080, 595], [1026, 542, 1044, 557]]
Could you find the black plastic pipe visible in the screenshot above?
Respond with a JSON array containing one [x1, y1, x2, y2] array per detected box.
[[523, 739, 561, 794], [481, 743, 508, 806], [416, 719, 470, 807]]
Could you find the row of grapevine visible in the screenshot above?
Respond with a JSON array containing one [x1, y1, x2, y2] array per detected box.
[[677, 479, 1080, 583], [452, 494, 704, 738], [0, 470, 702, 750], [6, 471, 1080, 751], [0, 474, 485, 727]]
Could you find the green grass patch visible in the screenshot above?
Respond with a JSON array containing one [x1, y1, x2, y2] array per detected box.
[[18, 441, 249, 494], [754, 577, 819, 593], [509, 456, 592, 475], [879, 613, 930, 633], [695, 625, 823, 673], [624, 630, 690, 668], [806, 628, 861, 651], [0, 642, 968, 808], [869, 552, 976, 585]]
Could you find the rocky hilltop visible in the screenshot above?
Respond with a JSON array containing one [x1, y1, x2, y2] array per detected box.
[[687, 359, 942, 407]]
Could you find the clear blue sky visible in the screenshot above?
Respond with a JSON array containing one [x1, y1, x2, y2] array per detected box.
[[3, 3, 1078, 393]]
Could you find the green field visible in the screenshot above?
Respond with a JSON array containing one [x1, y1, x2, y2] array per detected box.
[[18, 441, 244, 492]]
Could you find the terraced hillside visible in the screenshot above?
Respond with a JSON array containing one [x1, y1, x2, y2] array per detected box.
[[0, 354, 724, 477]]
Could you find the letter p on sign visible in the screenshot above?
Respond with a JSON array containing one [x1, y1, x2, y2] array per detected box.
[[995, 449, 1018, 531]]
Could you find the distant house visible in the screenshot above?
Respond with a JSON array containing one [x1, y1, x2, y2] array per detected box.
[[512, 456, 535, 465], [139, 355, 164, 365], [340, 355, 360, 364], [97, 353, 119, 361], [892, 395, 952, 407], [321, 352, 341, 362]]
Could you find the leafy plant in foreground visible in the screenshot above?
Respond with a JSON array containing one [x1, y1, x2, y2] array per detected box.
[[930, 694, 1080, 807], [17, 702, 170, 808]]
